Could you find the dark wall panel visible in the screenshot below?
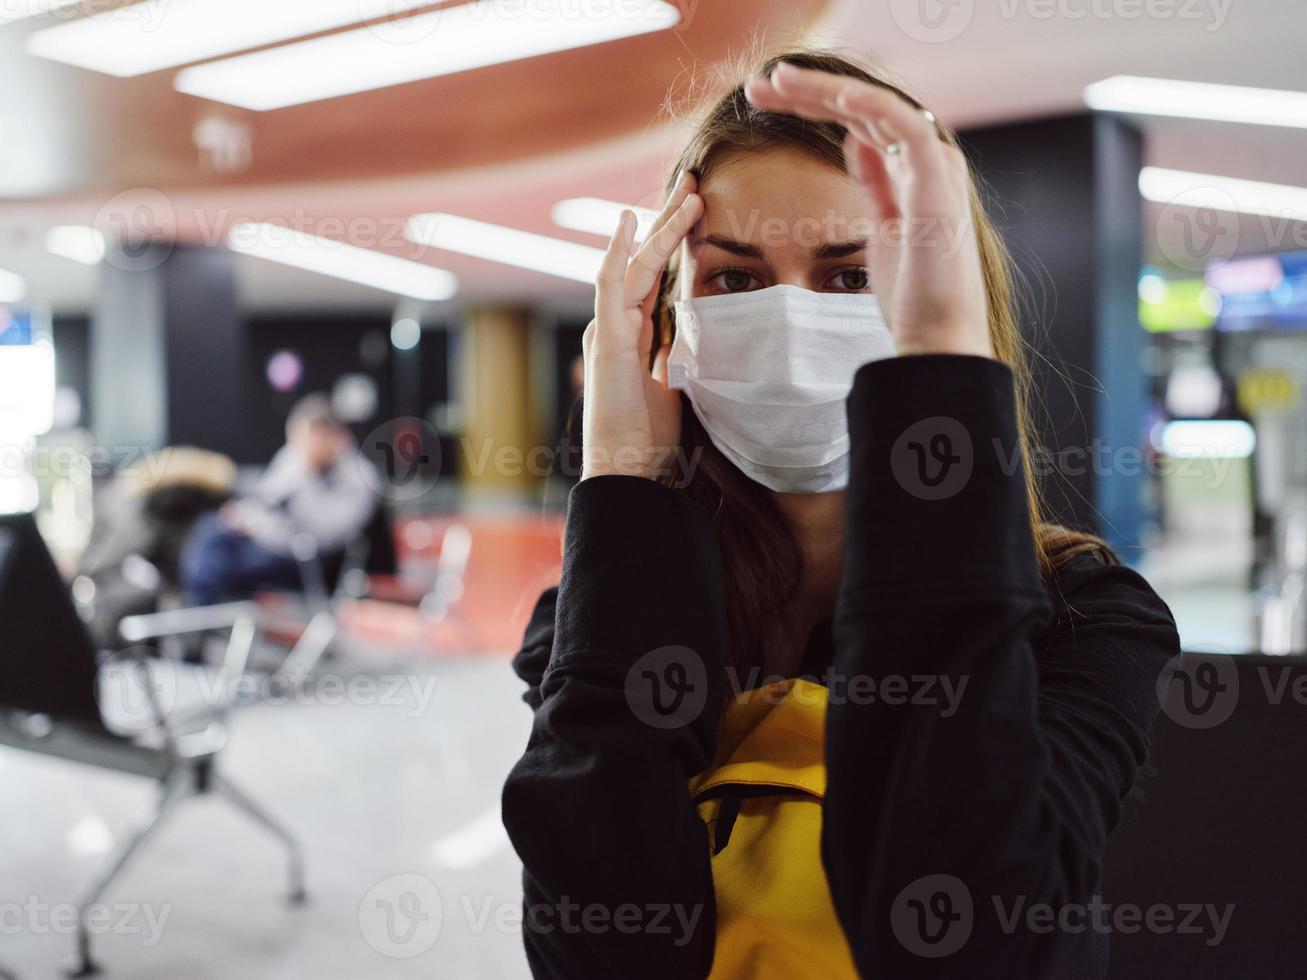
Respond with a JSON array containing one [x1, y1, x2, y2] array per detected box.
[[161, 247, 249, 458], [244, 314, 395, 463], [52, 315, 90, 430], [960, 113, 1146, 549], [243, 315, 455, 473]]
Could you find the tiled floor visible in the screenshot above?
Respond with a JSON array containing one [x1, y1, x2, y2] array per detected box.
[[1, 654, 535, 980]]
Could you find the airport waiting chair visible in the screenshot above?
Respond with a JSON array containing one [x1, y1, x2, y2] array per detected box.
[[1102, 651, 1307, 978], [287, 501, 399, 613], [181, 515, 473, 685], [0, 512, 305, 977]]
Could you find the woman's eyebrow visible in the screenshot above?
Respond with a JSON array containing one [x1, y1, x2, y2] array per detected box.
[[695, 234, 765, 259], [692, 235, 867, 260], [813, 239, 869, 260]]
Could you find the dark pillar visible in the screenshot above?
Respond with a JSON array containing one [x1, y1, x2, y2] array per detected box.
[[91, 244, 168, 452], [92, 245, 249, 459], [960, 113, 1147, 552]]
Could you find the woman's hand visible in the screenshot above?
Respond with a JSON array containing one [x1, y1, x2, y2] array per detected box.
[[581, 172, 704, 481], [744, 63, 993, 359]]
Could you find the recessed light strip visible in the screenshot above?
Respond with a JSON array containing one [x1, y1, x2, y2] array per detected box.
[[228, 223, 458, 301], [552, 198, 659, 241], [26, 0, 433, 77], [406, 213, 606, 283], [0, 0, 83, 27], [1086, 75, 1307, 130], [1139, 167, 1307, 223], [174, 0, 681, 111], [45, 226, 106, 266]]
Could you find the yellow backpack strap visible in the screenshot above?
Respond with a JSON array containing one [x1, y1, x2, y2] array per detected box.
[[692, 784, 816, 854]]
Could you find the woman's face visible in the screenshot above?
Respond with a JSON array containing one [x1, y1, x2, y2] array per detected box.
[[673, 144, 867, 531], [679, 145, 873, 300]]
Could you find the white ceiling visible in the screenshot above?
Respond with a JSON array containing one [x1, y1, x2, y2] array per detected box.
[[1, 0, 1304, 315]]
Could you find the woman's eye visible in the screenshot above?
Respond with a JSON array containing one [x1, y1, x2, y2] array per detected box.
[[708, 268, 761, 293], [827, 268, 871, 292]]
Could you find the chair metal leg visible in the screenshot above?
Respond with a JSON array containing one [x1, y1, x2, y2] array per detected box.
[[211, 772, 307, 904], [274, 610, 339, 688], [68, 772, 192, 978]]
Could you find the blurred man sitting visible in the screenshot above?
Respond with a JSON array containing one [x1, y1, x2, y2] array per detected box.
[[180, 395, 379, 606]]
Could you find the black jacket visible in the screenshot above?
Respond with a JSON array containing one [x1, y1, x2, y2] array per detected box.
[[502, 355, 1180, 979]]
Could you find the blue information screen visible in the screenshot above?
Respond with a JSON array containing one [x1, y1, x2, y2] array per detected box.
[[0, 309, 34, 346], [1214, 251, 1307, 332]]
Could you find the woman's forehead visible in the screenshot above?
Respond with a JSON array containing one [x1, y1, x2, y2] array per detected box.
[[696, 146, 866, 241]]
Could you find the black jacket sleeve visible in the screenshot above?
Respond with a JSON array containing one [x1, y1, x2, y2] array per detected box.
[[823, 354, 1179, 978], [501, 476, 729, 979]]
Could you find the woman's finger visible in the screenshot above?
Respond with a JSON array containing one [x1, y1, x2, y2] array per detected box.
[[832, 82, 954, 196], [745, 71, 842, 127], [771, 62, 938, 139], [755, 66, 968, 256], [650, 342, 672, 389], [643, 170, 696, 247], [843, 131, 897, 224], [593, 210, 638, 353], [633, 193, 703, 362], [749, 64, 952, 189], [581, 318, 596, 364], [842, 132, 900, 315], [746, 65, 864, 126], [625, 191, 703, 309]]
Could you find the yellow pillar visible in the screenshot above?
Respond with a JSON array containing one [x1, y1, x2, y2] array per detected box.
[[459, 305, 542, 495]]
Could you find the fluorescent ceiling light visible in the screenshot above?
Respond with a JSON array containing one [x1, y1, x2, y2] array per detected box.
[[26, 0, 432, 77], [0, 268, 26, 303], [552, 198, 659, 241], [406, 213, 606, 283], [1086, 75, 1307, 130], [0, 0, 82, 26], [229, 223, 458, 301], [174, 0, 681, 111], [1139, 167, 1307, 224], [45, 225, 106, 266]]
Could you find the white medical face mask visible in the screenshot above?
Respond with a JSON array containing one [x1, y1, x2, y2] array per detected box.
[[668, 283, 895, 493]]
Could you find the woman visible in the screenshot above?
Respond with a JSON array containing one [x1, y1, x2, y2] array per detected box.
[[502, 49, 1179, 979]]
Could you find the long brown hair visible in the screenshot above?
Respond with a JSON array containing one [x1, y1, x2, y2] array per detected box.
[[653, 48, 1112, 672]]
